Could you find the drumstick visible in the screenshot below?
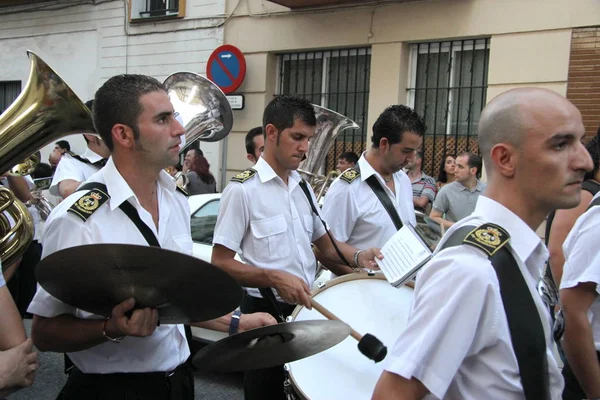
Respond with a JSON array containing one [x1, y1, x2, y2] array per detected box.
[[310, 298, 387, 363]]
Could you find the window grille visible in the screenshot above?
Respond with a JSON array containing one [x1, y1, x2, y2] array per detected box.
[[0, 81, 21, 114], [139, 0, 179, 18], [407, 38, 490, 177], [278, 47, 371, 172]]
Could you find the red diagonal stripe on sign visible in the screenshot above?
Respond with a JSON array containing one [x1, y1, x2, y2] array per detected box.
[[215, 56, 236, 84]]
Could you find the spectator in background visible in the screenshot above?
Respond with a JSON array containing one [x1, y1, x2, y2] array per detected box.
[[436, 154, 456, 190], [245, 126, 264, 165], [430, 152, 486, 229], [48, 140, 71, 171], [185, 148, 217, 195], [405, 150, 437, 214], [336, 151, 359, 173]]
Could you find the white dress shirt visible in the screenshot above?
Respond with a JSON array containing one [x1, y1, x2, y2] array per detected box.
[[213, 157, 327, 299], [28, 157, 191, 374], [49, 148, 105, 197], [561, 191, 600, 350], [384, 196, 563, 399], [322, 153, 416, 249]]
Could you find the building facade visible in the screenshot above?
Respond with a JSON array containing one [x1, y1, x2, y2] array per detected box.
[[223, 0, 600, 181], [0, 0, 226, 182]]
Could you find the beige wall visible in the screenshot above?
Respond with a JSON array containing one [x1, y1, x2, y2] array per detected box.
[[222, 0, 600, 180]]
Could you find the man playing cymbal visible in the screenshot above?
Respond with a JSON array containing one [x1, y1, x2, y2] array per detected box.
[[28, 74, 275, 400]]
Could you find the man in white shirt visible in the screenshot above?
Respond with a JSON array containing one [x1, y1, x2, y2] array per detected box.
[[560, 190, 600, 399], [211, 95, 383, 400], [0, 261, 38, 397], [372, 87, 592, 399], [28, 74, 275, 400], [321, 105, 424, 275], [49, 100, 111, 199]]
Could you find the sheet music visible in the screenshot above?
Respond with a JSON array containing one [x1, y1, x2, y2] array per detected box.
[[376, 224, 432, 287]]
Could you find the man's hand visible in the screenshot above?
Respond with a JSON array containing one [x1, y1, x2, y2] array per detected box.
[[239, 312, 278, 332], [269, 270, 312, 309], [358, 248, 384, 270], [0, 339, 38, 393], [105, 298, 159, 338]]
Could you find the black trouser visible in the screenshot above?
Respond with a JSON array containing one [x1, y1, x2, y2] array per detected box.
[[57, 363, 194, 400], [240, 294, 296, 400], [7, 240, 42, 317], [562, 351, 600, 400]]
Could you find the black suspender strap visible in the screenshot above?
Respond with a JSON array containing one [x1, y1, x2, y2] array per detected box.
[[77, 182, 160, 248], [365, 175, 403, 231], [586, 195, 600, 211], [298, 180, 353, 269], [442, 226, 549, 400]]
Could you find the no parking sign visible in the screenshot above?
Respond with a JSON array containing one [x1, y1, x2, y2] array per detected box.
[[206, 45, 246, 94]]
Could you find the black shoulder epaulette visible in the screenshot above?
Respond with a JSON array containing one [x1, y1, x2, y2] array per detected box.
[[176, 185, 189, 197], [461, 223, 510, 257], [67, 182, 110, 222], [231, 168, 257, 183], [66, 151, 91, 165], [339, 167, 360, 184]]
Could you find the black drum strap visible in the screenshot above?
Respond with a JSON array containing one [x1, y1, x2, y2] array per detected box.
[[442, 227, 549, 400]]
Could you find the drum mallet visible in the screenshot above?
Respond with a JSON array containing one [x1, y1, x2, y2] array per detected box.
[[309, 298, 387, 363]]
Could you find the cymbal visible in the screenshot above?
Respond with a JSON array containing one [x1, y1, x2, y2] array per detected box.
[[192, 320, 351, 372], [36, 244, 243, 324]]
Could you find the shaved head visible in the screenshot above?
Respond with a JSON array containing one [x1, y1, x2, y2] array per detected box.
[[478, 88, 578, 172]]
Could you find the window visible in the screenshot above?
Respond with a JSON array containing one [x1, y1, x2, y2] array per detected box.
[[129, 0, 185, 21], [278, 47, 371, 172], [190, 199, 220, 245], [407, 39, 490, 176], [0, 81, 21, 114]]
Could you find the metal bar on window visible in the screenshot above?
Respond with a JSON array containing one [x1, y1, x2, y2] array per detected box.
[[453, 40, 466, 156], [431, 41, 443, 175], [466, 40, 477, 152]]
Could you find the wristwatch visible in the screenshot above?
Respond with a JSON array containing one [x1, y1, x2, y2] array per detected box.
[[229, 310, 242, 335]]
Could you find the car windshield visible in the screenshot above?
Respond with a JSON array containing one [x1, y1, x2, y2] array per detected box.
[[190, 199, 220, 245]]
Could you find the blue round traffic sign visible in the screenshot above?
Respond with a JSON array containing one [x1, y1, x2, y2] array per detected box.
[[206, 45, 246, 94]]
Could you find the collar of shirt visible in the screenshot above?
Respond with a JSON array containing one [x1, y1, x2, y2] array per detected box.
[[101, 157, 177, 211], [253, 157, 302, 192], [357, 152, 407, 184], [458, 179, 486, 192], [82, 148, 104, 164], [471, 196, 547, 270]]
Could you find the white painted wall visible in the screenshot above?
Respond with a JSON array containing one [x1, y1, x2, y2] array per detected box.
[[0, 0, 227, 187]]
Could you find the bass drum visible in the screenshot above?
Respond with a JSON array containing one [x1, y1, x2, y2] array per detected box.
[[287, 273, 414, 400]]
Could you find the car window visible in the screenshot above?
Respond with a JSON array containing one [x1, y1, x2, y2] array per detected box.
[[190, 199, 220, 245]]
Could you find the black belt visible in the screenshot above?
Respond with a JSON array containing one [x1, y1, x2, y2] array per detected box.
[[70, 362, 187, 380]]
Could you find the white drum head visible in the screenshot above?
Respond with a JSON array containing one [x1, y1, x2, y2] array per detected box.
[[288, 275, 413, 400]]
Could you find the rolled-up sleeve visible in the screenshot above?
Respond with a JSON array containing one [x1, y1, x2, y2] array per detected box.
[[213, 182, 250, 254], [384, 246, 497, 399]]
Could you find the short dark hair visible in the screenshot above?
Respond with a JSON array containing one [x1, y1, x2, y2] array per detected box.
[[55, 140, 70, 152], [584, 132, 600, 181], [371, 105, 426, 148], [263, 95, 316, 138], [93, 74, 166, 151], [245, 126, 263, 155], [32, 162, 53, 179], [437, 154, 455, 183], [458, 151, 483, 179], [186, 147, 203, 157], [338, 151, 358, 165]]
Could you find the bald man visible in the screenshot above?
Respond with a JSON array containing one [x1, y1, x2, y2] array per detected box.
[[372, 88, 593, 400]]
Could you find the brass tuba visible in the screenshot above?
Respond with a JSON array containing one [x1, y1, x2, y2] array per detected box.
[[163, 72, 233, 154], [298, 105, 359, 201], [0, 50, 95, 271]]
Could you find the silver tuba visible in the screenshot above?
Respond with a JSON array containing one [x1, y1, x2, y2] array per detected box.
[[298, 105, 360, 201], [163, 72, 233, 154]]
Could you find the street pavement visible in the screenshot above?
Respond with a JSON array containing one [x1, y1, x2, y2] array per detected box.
[[7, 319, 244, 400]]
